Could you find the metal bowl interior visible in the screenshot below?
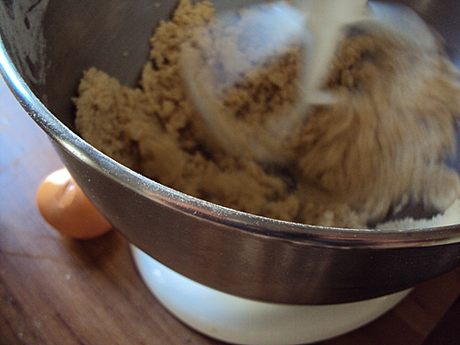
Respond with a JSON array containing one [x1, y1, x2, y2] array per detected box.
[[2, 0, 460, 304]]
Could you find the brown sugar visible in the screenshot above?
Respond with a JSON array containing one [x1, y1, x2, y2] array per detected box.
[[75, 0, 460, 229]]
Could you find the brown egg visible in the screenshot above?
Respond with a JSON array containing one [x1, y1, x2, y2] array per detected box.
[[37, 168, 112, 239]]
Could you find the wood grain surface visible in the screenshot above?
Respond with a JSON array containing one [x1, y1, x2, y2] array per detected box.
[[2, 75, 460, 345]]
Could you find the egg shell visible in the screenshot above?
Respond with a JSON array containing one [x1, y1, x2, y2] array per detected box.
[[37, 168, 112, 239]]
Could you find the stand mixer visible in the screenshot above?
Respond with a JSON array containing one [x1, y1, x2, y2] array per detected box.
[[134, 1, 432, 343], [124, 2, 450, 343]]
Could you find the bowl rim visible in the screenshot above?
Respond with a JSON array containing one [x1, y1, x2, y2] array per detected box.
[[2, 36, 460, 251]]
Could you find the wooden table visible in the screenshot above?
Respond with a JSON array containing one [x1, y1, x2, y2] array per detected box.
[[2, 75, 460, 345]]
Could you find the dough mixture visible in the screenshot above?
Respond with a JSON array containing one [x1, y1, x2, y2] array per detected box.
[[74, 0, 460, 228]]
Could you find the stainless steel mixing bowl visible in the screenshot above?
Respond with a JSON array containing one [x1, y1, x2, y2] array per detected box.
[[2, 0, 460, 305]]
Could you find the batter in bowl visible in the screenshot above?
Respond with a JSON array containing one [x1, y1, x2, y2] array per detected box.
[[74, 0, 460, 228]]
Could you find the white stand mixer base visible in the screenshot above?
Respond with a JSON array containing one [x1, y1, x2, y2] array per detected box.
[[131, 245, 410, 345]]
